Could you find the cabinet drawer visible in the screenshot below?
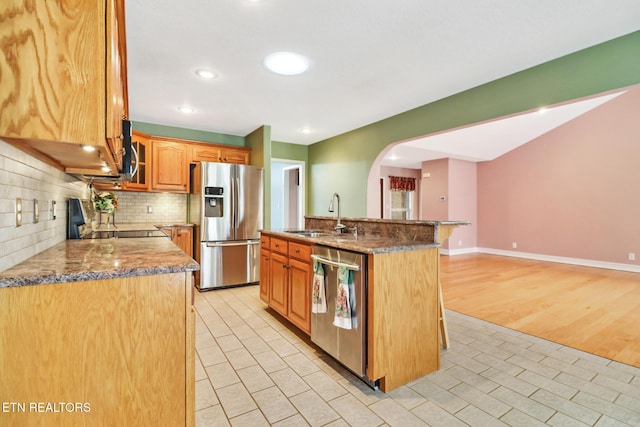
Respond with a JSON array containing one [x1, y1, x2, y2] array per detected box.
[[260, 235, 270, 249], [270, 237, 288, 254], [289, 242, 311, 261]]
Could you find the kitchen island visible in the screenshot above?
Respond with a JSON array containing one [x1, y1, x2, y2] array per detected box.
[[260, 216, 469, 392], [0, 238, 198, 426]]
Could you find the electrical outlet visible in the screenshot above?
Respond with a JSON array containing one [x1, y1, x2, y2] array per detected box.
[[629, 253, 636, 261], [51, 200, 57, 220], [34, 199, 39, 223], [15, 198, 22, 227], [458, 240, 462, 246], [512, 242, 518, 249], [147, 205, 153, 214]]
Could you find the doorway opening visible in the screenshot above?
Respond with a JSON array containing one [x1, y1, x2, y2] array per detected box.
[[271, 159, 305, 230]]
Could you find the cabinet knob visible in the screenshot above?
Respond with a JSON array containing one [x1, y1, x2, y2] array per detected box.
[[295, 249, 300, 253]]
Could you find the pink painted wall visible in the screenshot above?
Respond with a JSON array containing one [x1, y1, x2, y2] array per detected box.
[[421, 158, 477, 250], [448, 159, 477, 250], [421, 159, 449, 221], [478, 87, 640, 265]]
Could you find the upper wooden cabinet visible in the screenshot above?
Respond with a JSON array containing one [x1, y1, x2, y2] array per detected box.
[[0, 0, 128, 176], [190, 143, 250, 165], [126, 131, 151, 191], [151, 140, 189, 193]]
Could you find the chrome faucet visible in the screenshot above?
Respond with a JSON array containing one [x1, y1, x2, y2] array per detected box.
[[328, 192, 346, 232]]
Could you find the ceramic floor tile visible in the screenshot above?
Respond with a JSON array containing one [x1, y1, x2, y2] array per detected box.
[[236, 364, 275, 393], [229, 409, 270, 427], [328, 393, 384, 426], [368, 397, 428, 427], [194, 286, 640, 427], [205, 362, 240, 390], [252, 386, 299, 424], [215, 382, 257, 419], [269, 367, 310, 397], [225, 347, 258, 371], [196, 404, 230, 427], [289, 389, 340, 427], [195, 379, 218, 410], [302, 371, 348, 401]]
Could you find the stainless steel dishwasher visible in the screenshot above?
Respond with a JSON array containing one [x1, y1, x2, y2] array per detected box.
[[311, 245, 377, 388]]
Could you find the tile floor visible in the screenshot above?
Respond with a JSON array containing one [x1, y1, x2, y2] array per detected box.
[[194, 285, 640, 426]]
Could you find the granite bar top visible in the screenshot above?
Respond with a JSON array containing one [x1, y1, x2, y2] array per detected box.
[[0, 238, 199, 288], [91, 222, 194, 232], [263, 230, 440, 254]]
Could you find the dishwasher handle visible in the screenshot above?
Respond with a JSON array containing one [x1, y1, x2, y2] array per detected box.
[[311, 254, 360, 271]]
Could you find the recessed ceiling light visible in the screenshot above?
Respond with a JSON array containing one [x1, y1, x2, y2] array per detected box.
[[82, 145, 96, 152], [101, 166, 111, 173], [195, 69, 217, 79], [300, 127, 313, 134], [538, 107, 548, 114], [177, 105, 195, 114], [263, 51, 311, 76]]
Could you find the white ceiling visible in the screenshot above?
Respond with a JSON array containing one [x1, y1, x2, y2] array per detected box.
[[381, 90, 626, 168], [125, 1, 640, 157]]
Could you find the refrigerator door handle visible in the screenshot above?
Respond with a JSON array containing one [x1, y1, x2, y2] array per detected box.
[[206, 241, 260, 248]]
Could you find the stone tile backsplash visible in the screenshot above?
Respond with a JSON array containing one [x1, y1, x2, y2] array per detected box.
[[110, 191, 188, 225], [0, 140, 88, 271]]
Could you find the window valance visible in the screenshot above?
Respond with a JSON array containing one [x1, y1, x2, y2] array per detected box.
[[389, 176, 416, 192]]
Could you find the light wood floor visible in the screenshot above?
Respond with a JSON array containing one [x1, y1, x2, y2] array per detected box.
[[440, 253, 640, 368]]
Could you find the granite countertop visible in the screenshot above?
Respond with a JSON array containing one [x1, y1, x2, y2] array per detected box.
[[263, 230, 440, 254], [0, 238, 199, 288], [305, 216, 471, 227]]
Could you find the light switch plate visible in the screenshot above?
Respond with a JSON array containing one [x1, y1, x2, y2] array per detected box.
[[15, 197, 22, 227], [34, 199, 39, 223]]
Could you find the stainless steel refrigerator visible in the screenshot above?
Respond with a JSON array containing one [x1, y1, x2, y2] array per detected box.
[[190, 162, 263, 290]]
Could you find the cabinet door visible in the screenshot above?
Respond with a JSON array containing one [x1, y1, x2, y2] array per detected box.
[[220, 147, 250, 164], [105, 0, 126, 170], [288, 258, 312, 334], [174, 227, 193, 257], [269, 252, 289, 317], [151, 141, 189, 193], [259, 248, 271, 303], [190, 144, 222, 163], [124, 131, 150, 191]]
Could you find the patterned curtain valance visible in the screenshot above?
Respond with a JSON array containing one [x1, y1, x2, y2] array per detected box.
[[389, 176, 416, 192]]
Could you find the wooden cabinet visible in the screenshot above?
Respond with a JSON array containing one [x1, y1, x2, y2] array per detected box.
[[190, 143, 250, 164], [159, 226, 194, 257], [259, 235, 271, 303], [151, 140, 189, 193], [0, 0, 128, 176], [125, 131, 151, 191], [261, 233, 312, 334], [0, 272, 195, 426]]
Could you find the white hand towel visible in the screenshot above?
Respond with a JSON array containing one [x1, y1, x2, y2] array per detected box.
[[311, 260, 327, 313], [333, 266, 356, 329]]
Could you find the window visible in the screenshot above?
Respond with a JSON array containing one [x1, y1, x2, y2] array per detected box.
[[390, 190, 412, 219], [389, 175, 416, 220]]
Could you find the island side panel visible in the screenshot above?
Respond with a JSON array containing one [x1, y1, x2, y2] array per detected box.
[[367, 248, 440, 392], [0, 273, 188, 426]]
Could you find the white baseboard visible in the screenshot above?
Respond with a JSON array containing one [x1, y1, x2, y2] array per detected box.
[[444, 247, 640, 273]]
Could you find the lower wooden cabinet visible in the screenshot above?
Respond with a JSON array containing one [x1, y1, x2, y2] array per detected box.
[[260, 232, 312, 335], [0, 272, 195, 426], [159, 225, 194, 257]]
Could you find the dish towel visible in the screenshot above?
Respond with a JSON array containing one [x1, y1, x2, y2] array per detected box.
[[311, 260, 327, 313], [333, 265, 356, 329]]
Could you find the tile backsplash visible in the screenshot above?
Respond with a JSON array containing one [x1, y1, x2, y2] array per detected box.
[[0, 140, 88, 271], [109, 191, 188, 225]]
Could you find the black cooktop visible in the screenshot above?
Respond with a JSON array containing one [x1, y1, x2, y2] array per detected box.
[[83, 230, 169, 239]]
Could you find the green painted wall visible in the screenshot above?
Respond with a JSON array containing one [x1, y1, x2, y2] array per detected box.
[[132, 121, 245, 146], [272, 140, 308, 162], [308, 30, 640, 217], [246, 126, 272, 227]]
